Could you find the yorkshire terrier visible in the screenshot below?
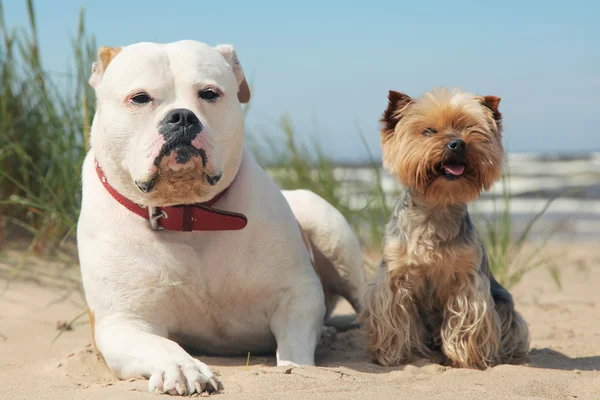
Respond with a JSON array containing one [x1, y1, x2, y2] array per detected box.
[[359, 88, 530, 369]]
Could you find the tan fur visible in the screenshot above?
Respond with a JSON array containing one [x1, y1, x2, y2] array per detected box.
[[360, 88, 529, 369], [98, 46, 122, 71], [381, 88, 503, 205], [362, 267, 429, 366], [440, 271, 501, 368], [142, 159, 215, 207], [89, 46, 122, 87], [365, 234, 501, 368]]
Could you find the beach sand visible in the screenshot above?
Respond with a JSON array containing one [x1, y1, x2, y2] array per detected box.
[[1, 243, 599, 400]]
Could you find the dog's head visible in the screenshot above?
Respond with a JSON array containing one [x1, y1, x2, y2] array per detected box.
[[380, 88, 504, 204], [89, 41, 250, 206]]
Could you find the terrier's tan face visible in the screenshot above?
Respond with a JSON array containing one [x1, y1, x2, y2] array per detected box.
[[380, 88, 504, 204]]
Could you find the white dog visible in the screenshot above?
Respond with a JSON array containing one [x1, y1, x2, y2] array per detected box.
[[77, 40, 365, 395]]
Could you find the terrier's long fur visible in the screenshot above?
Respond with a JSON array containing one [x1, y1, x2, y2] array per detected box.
[[359, 88, 530, 369]]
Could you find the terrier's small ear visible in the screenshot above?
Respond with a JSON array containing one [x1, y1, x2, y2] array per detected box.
[[481, 95, 502, 125], [89, 46, 122, 88], [381, 90, 412, 135]]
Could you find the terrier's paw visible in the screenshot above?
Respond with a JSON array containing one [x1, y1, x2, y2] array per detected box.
[[148, 359, 221, 395]]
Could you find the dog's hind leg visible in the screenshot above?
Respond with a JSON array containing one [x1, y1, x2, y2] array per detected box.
[[269, 281, 326, 366], [282, 189, 367, 322], [490, 277, 530, 363], [480, 244, 530, 363]]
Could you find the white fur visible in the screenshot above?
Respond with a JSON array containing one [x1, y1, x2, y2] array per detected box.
[[78, 40, 364, 396], [282, 189, 366, 315]]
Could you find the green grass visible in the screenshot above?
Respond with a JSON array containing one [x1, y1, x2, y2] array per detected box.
[[474, 173, 564, 289], [0, 0, 95, 256], [0, 0, 566, 289], [249, 115, 392, 248], [475, 171, 592, 289]]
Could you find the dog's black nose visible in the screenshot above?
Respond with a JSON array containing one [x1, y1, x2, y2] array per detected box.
[[447, 139, 466, 154], [163, 108, 200, 128], [159, 108, 203, 141]]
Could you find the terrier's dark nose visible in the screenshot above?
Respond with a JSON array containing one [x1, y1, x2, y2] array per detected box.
[[159, 108, 203, 141], [447, 139, 466, 155]]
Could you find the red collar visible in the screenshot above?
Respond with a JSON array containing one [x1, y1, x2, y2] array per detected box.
[[95, 160, 247, 232]]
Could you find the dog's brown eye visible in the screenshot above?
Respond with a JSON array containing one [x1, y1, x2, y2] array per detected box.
[[199, 89, 220, 102], [131, 93, 151, 104], [423, 128, 438, 136]]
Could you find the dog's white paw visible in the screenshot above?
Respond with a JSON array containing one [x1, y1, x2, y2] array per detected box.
[[148, 359, 221, 395], [277, 360, 299, 367]]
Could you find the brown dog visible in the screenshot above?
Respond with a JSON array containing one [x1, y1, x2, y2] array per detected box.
[[359, 88, 529, 369]]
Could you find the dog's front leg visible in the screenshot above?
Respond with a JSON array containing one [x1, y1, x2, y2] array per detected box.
[[441, 271, 501, 369], [94, 316, 220, 395], [359, 267, 429, 366], [269, 286, 325, 366]]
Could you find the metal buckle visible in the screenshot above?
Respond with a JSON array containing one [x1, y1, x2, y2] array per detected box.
[[148, 206, 168, 231]]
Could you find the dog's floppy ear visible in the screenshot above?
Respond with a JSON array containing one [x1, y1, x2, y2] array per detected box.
[[381, 90, 412, 135], [481, 95, 502, 127], [215, 44, 251, 104], [89, 46, 123, 88], [215, 44, 250, 104]]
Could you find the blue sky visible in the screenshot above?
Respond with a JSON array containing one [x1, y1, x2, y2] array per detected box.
[[5, 0, 599, 161]]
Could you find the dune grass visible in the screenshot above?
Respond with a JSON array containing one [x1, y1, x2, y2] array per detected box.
[[0, 0, 564, 288], [0, 0, 95, 258], [474, 173, 565, 289], [249, 115, 393, 249]]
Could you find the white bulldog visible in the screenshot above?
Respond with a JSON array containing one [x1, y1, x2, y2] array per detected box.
[[77, 40, 366, 395]]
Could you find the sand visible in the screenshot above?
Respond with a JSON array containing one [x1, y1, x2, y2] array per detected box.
[[1, 244, 599, 400]]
